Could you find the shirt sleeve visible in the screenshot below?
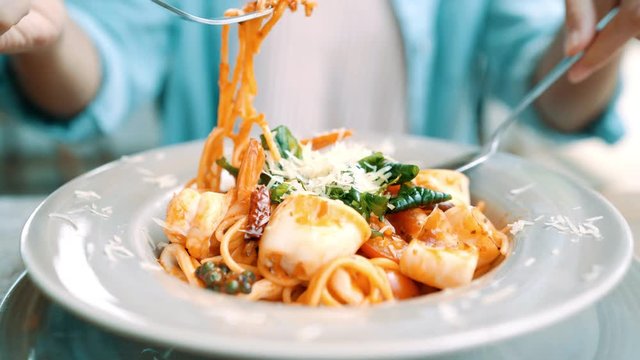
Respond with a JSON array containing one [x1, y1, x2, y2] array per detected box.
[[0, 0, 172, 142], [481, 0, 625, 144]]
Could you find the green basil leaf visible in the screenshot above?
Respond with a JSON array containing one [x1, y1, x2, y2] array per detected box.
[[357, 152, 419, 185], [362, 192, 389, 218], [260, 125, 302, 159], [387, 163, 420, 185], [326, 186, 388, 218], [358, 152, 386, 170], [270, 183, 292, 203], [216, 157, 239, 177]]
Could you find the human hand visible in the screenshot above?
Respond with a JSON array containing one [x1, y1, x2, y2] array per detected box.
[[0, 0, 66, 54], [564, 0, 639, 83]]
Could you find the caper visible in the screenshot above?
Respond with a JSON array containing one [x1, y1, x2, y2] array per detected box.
[[219, 264, 230, 274], [201, 261, 215, 273], [205, 271, 222, 285], [225, 279, 239, 294], [242, 270, 256, 283], [240, 281, 252, 294]]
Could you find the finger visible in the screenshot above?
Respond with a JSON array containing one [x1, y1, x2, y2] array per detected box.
[[568, 8, 636, 83], [1, 17, 61, 54], [0, 23, 28, 53], [0, 1, 31, 36], [564, 0, 597, 56]]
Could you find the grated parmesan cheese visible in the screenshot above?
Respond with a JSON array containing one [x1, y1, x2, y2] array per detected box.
[[264, 142, 402, 199], [65, 204, 112, 219], [507, 220, 534, 235], [87, 204, 113, 218], [74, 190, 101, 201], [48, 213, 79, 230], [509, 183, 535, 197], [543, 215, 603, 239], [104, 235, 134, 261]]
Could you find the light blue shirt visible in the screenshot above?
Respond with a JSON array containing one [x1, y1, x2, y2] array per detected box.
[[0, 0, 625, 145]]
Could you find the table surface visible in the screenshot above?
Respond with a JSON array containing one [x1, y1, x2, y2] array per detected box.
[[2, 195, 639, 359], [0, 196, 43, 299]]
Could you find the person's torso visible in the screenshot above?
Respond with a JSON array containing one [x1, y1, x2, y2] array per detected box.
[[163, 0, 490, 144]]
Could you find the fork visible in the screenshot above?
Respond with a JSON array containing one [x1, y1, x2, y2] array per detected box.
[[433, 8, 619, 173], [150, 0, 273, 25]]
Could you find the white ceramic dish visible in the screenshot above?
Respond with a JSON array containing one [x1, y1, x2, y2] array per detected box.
[[20, 134, 633, 359]]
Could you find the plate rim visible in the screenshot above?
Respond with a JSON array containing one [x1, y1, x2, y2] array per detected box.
[[19, 137, 634, 359]]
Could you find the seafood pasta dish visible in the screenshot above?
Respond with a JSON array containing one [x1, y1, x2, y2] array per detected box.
[[157, 0, 510, 306]]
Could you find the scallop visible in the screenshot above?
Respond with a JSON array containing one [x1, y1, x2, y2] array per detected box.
[[399, 239, 478, 289], [164, 188, 230, 259], [258, 194, 371, 282], [414, 169, 470, 207]]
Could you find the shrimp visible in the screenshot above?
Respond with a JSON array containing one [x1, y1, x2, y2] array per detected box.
[[414, 169, 470, 207], [398, 207, 478, 289], [226, 138, 265, 217], [445, 205, 506, 267], [399, 240, 479, 289], [164, 188, 230, 259]]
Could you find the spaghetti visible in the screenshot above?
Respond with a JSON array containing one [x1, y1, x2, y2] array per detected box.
[[158, 0, 510, 306]]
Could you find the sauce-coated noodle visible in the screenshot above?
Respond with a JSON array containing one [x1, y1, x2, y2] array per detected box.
[[158, 0, 509, 306]]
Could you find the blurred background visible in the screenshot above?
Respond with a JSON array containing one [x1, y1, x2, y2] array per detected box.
[[0, 1, 638, 248]]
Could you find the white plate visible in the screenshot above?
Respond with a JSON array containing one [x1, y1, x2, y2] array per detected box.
[[20, 134, 633, 359]]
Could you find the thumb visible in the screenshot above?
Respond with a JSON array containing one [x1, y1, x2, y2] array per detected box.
[[0, 1, 31, 36]]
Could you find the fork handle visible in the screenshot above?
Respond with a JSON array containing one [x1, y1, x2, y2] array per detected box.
[[456, 7, 619, 173]]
